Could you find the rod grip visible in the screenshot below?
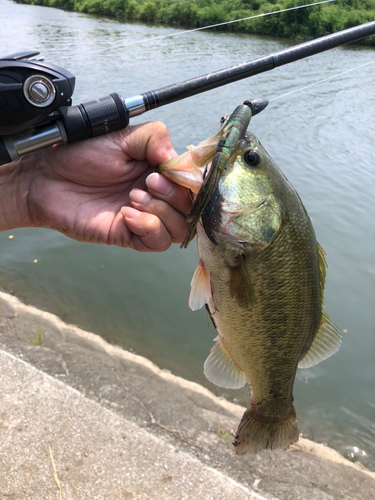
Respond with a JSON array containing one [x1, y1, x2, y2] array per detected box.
[[59, 93, 129, 143]]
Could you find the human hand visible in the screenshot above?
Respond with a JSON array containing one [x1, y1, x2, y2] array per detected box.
[[5, 121, 192, 251]]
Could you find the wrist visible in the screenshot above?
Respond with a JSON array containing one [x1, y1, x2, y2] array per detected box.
[[0, 156, 34, 232]]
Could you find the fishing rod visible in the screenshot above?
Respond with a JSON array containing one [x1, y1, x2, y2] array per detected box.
[[0, 20, 374, 166]]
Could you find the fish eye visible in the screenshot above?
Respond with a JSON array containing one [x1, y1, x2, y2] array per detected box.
[[244, 150, 261, 168]]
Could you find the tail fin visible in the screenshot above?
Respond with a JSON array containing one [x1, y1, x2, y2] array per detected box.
[[233, 407, 299, 455]]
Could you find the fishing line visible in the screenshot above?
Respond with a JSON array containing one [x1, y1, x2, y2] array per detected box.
[[270, 59, 375, 101], [123, 0, 337, 46], [54, 0, 336, 61]]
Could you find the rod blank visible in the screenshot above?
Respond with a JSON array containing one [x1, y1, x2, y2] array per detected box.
[[141, 21, 375, 110]]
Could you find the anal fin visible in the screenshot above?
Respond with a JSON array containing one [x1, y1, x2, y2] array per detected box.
[[298, 312, 341, 369], [204, 337, 247, 389]]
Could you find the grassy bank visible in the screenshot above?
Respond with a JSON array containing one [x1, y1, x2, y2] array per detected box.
[[13, 0, 375, 46]]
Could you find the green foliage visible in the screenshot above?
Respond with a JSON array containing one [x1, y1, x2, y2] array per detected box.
[[74, 0, 130, 16], [12, 0, 375, 45], [162, 0, 199, 25], [138, 1, 158, 21]]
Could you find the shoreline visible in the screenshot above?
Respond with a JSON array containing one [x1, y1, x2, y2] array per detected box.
[[0, 290, 374, 498], [12, 0, 375, 47]]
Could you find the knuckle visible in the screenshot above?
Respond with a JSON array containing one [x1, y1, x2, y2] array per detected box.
[[151, 120, 169, 136], [157, 239, 172, 252], [145, 214, 161, 233]]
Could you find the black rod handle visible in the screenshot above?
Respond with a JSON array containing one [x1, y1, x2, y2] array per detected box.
[[60, 93, 129, 143]]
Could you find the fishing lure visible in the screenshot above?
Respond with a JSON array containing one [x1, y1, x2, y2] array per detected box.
[[180, 99, 268, 248]]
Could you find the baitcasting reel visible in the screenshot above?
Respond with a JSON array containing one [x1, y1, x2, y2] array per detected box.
[[0, 50, 144, 166]]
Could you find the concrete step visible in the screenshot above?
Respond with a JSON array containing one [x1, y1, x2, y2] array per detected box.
[[0, 291, 374, 499]]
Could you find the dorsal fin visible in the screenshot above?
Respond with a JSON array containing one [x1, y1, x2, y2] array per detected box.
[[317, 243, 328, 306], [204, 337, 247, 389], [298, 312, 341, 369]]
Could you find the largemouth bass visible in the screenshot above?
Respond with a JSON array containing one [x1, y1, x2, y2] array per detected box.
[[158, 101, 341, 454]]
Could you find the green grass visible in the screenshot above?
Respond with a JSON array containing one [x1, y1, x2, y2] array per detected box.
[[29, 326, 43, 346], [13, 0, 375, 46], [217, 421, 231, 442]]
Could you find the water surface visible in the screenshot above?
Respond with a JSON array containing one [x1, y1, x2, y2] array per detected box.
[[1, 0, 375, 469]]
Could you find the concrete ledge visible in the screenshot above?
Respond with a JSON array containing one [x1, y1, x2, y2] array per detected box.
[[0, 291, 374, 499]]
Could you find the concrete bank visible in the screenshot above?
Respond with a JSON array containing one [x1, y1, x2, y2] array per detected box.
[[0, 291, 374, 500]]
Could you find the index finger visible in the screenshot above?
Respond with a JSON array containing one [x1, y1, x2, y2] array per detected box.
[[119, 121, 176, 166]]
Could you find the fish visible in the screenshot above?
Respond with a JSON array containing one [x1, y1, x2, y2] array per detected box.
[[158, 100, 341, 454]]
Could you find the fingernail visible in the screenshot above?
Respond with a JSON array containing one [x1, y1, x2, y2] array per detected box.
[[129, 189, 152, 205], [121, 206, 140, 219], [146, 172, 173, 196], [169, 149, 178, 159]]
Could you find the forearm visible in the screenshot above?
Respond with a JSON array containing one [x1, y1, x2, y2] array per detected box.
[[0, 157, 34, 232]]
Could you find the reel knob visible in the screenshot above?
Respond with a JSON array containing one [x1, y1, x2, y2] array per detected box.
[[23, 74, 56, 108]]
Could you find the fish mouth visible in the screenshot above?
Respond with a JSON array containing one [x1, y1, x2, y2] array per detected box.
[[221, 197, 268, 215]]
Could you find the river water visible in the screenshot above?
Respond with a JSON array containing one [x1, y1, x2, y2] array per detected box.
[[1, 0, 375, 470]]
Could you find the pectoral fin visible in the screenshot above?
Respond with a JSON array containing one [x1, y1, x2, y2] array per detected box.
[[229, 255, 255, 307], [204, 337, 247, 389], [298, 312, 341, 368], [189, 260, 211, 311]]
